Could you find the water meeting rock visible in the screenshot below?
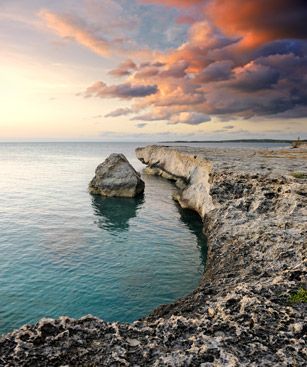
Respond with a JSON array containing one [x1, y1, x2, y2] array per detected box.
[[1, 146, 306, 366], [89, 153, 145, 197]]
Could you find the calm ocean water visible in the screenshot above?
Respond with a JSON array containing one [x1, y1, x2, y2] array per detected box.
[[0, 142, 208, 335], [0, 141, 289, 334]]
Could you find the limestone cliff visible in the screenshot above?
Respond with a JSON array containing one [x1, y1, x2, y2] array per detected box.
[[136, 146, 215, 218], [0, 145, 306, 366]]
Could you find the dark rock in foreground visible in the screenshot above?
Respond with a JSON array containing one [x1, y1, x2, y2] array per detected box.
[[89, 153, 144, 198], [1, 146, 306, 366]]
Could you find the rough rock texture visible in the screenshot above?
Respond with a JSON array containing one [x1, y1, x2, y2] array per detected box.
[[89, 153, 144, 197], [1, 145, 306, 366]]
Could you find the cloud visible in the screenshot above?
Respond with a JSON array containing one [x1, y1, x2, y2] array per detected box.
[[105, 108, 134, 117], [131, 110, 172, 121], [39, 7, 151, 59], [255, 39, 307, 59], [109, 59, 137, 77], [140, 0, 204, 7], [84, 81, 158, 99], [134, 60, 188, 79], [136, 123, 147, 128], [160, 60, 189, 78], [56, 0, 307, 124], [134, 65, 161, 79], [206, 0, 307, 48], [230, 62, 280, 92], [196, 60, 234, 82], [40, 10, 112, 57], [84, 0, 138, 33], [170, 112, 211, 125]]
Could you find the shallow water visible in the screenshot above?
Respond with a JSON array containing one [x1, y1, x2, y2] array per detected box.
[[0, 143, 207, 334]]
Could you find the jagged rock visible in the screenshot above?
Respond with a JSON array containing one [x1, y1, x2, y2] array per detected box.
[[1, 145, 306, 366], [89, 153, 144, 197]]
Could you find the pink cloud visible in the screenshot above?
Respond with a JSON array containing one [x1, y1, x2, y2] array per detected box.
[[42, 0, 307, 124], [40, 10, 112, 57], [109, 59, 137, 77], [39, 9, 156, 60]]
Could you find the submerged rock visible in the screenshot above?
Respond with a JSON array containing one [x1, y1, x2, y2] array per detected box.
[[89, 153, 144, 197]]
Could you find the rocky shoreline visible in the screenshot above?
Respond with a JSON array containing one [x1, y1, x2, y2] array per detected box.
[[1, 145, 306, 366]]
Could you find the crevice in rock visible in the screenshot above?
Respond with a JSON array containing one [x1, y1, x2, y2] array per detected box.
[[1, 145, 305, 366]]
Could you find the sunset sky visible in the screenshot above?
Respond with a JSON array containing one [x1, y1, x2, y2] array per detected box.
[[1, 0, 306, 141]]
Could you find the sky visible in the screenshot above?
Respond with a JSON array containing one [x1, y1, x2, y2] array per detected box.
[[0, 0, 306, 141]]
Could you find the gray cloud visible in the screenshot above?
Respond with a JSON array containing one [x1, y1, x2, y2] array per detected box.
[[170, 112, 211, 125], [160, 60, 189, 78], [136, 123, 147, 128], [85, 81, 158, 99], [134, 66, 160, 79], [197, 60, 234, 82], [230, 63, 280, 92], [105, 108, 134, 117]]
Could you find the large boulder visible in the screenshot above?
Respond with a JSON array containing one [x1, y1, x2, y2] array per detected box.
[[89, 153, 145, 197]]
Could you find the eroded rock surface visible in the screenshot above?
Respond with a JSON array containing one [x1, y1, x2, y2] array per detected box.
[[89, 153, 144, 198], [1, 145, 306, 366]]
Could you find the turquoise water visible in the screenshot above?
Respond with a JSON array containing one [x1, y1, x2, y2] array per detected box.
[[0, 143, 207, 334]]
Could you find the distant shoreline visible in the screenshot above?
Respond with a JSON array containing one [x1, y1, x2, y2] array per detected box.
[[160, 139, 307, 144]]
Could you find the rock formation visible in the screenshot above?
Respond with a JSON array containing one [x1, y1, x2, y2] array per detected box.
[[89, 153, 145, 198], [0, 145, 306, 366]]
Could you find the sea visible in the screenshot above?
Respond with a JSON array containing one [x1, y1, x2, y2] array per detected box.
[[0, 141, 290, 334]]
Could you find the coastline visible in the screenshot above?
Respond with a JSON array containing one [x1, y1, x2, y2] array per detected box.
[[0, 145, 306, 366]]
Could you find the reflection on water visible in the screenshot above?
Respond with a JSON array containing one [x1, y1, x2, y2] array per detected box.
[[178, 206, 208, 269], [91, 194, 145, 232], [0, 143, 209, 334]]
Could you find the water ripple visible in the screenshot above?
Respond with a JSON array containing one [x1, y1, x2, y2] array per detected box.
[[0, 143, 207, 334]]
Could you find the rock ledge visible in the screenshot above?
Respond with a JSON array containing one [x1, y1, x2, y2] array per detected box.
[[0, 145, 306, 366]]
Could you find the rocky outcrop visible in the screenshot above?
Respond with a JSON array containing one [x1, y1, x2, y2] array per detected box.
[[136, 146, 215, 218], [89, 153, 144, 198], [1, 145, 306, 366]]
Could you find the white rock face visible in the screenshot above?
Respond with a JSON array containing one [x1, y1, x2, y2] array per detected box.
[[89, 153, 145, 197], [136, 145, 215, 217]]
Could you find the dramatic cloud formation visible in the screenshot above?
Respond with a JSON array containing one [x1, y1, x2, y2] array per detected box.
[[206, 0, 307, 48], [43, 0, 307, 125]]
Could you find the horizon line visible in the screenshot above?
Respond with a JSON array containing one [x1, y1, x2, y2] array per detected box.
[[0, 138, 305, 144]]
